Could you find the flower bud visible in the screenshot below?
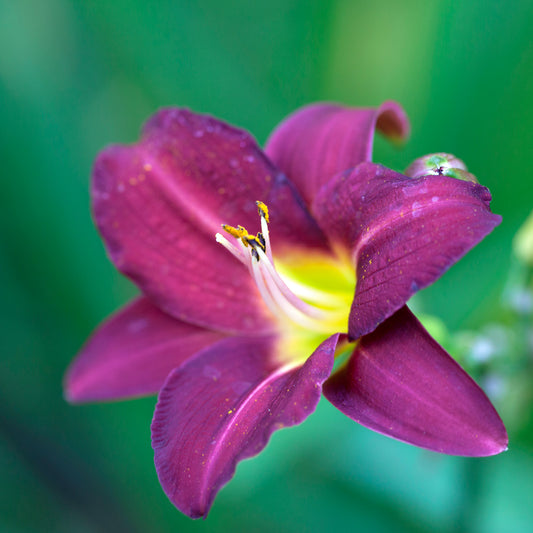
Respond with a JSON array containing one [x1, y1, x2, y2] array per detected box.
[[405, 153, 478, 183], [513, 210, 533, 265]]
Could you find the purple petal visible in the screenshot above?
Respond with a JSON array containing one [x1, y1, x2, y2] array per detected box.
[[313, 162, 502, 339], [93, 109, 328, 333], [324, 307, 508, 456], [151, 333, 338, 518], [65, 298, 225, 402], [265, 101, 410, 206]]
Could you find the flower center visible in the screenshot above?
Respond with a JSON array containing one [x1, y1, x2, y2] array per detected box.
[[215, 201, 353, 336]]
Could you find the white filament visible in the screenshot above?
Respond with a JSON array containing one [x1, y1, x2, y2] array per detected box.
[[215, 227, 345, 332]]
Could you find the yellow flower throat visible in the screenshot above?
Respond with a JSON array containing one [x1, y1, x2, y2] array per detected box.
[[216, 202, 355, 363]]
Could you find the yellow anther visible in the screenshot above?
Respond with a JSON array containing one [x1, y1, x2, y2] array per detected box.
[[222, 224, 248, 239], [222, 205, 269, 257], [256, 201, 270, 223], [244, 234, 266, 252]]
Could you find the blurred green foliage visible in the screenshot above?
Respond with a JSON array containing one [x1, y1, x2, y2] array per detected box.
[[1, 0, 532, 531]]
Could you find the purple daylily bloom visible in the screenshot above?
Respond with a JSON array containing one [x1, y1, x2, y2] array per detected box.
[[65, 101, 508, 519]]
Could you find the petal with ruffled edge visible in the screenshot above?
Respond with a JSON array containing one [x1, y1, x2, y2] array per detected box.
[[65, 298, 226, 402], [151, 333, 338, 518], [313, 162, 501, 339], [265, 101, 410, 206], [324, 306, 508, 456], [93, 109, 328, 334]]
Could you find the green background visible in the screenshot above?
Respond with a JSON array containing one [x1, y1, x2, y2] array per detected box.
[[1, 0, 532, 531]]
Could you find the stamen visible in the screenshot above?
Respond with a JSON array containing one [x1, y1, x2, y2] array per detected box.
[[216, 201, 347, 332], [256, 232, 266, 250], [249, 254, 282, 316], [215, 233, 247, 264], [221, 224, 247, 238], [256, 260, 331, 333], [255, 247, 345, 321], [244, 234, 266, 252], [256, 201, 269, 223], [249, 255, 335, 333], [256, 200, 272, 261]]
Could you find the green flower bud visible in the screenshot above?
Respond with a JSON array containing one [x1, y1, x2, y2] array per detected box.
[[514, 210, 533, 265], [405, 153, 478, 183]]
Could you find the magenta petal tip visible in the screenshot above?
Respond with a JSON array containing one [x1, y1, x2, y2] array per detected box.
[[64, 298, 226, 403], [151, 334, 337, 518], [324, 307, 508, 457]]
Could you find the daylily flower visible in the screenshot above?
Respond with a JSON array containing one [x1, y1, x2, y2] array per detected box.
[[65, 101, 508, 519]]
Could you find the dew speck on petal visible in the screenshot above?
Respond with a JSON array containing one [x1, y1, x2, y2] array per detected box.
[[203, 365, 221, 381]]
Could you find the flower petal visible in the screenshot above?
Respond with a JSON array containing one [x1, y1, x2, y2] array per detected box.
[[65, 298, 225, 402], [151, 333, 338, 518], [313, 162, 502, 339], [324, 307, 508, 456], [93, 109, 328, 333], [265, 101, 410, 206]]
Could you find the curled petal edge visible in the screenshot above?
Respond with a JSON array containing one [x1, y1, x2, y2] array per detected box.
[[265, 101, 410, 207]]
